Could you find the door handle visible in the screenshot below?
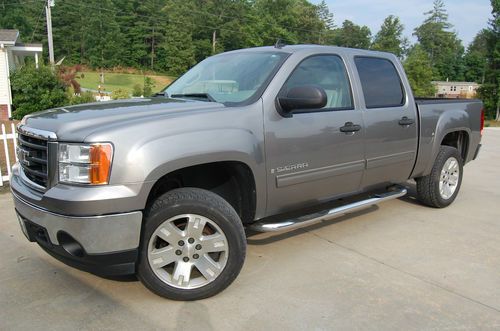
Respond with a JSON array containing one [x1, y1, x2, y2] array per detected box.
[[399, 116, 415, 126], [340, 122, 362, 133]]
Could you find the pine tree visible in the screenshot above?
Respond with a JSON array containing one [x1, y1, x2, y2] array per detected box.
[[83, 0, 125, 68], [372, 15, 408, 58], [157, 0, 196, 75], [317, 0, 334, 30], [414, 0, 465, 81]]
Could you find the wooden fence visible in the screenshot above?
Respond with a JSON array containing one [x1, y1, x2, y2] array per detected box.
[[0, 123, 18, 186]]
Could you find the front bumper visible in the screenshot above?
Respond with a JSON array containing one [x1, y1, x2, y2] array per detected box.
[[12, 190, 143, 276]]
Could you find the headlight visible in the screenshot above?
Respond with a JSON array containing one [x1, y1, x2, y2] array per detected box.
[[58, 143, 113, 185]]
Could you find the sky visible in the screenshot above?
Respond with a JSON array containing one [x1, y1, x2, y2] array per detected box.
[[311, 0, 492, 47]]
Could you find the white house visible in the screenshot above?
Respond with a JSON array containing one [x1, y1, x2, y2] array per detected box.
[[0, 29, 43, 120], [432, 81, 480, 99]]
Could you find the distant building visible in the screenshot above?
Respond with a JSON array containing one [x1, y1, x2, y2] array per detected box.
[[0, 29, 43, 120], [432, 81, 480, 99]]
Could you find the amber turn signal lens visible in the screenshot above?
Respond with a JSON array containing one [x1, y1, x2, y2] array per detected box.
[[89, 144, 113, 185]]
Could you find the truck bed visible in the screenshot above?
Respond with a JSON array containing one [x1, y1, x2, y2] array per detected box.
[[410, 98, 483, 179]]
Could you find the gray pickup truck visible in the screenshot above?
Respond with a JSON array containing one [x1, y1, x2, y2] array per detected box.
[[11, 45, 483, 300]]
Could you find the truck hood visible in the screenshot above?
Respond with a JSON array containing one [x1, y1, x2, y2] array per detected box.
[[22, 98, 225, 141]]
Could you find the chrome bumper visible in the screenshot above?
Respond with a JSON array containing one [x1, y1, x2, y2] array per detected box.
[[12, 191, 142, 254]]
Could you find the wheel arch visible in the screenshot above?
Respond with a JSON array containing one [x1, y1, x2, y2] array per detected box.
[[144, 160, 258, 225]]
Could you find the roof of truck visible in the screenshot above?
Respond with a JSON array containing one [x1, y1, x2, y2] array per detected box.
[[223, 44, 397, 58]]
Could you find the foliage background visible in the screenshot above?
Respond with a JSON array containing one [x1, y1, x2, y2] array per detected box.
[[0, 0, 499, 119]]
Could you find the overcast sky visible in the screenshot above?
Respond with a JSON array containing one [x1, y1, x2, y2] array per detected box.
[[311, 0, 492, 47]]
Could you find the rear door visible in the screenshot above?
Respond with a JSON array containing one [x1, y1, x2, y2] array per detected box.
[[353, 56, 418, 188]]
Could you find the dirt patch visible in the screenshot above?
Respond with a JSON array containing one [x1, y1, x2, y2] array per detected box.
[[150, 75, 174, 89]]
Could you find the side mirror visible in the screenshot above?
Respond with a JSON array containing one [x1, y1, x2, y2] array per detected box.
[[277, 85, 327, 114]]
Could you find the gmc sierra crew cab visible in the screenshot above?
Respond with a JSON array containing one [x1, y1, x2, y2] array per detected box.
[[11, 45, 483, 300]]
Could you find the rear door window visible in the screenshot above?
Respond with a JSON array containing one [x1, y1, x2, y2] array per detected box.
[[354, 57, 405, 109]]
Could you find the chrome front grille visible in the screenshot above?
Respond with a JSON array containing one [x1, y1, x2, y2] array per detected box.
[[16, 125, 57, 190], [17, 133, 48, 188]]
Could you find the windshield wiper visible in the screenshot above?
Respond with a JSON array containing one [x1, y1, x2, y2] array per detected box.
[[170, 93, 216, 102]]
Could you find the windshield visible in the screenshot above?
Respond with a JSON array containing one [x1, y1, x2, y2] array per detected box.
[[164, 51, 288, 104]]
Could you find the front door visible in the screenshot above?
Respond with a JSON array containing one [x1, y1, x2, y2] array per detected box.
[[264, 54, 365, 215]]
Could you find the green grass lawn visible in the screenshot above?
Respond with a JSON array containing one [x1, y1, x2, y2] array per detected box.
[[76, 71, 174, 94]]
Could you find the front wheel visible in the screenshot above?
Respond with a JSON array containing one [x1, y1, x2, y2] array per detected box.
[[416, 146, 463, 208], [137, 188, 246, 300]]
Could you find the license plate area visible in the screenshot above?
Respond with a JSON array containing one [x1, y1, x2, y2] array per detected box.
[[15, 212, 52, 246], [16, 212, 30, 240]]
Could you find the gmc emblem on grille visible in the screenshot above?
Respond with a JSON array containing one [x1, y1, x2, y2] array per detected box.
[[17, 147, 32, 167]]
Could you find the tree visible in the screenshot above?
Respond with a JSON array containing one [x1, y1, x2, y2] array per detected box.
[[157, 0, 196, 75], [317, 0, 334, 30], [413, 0, 465, 81], [477, 0, 500, 121], [330, 20, 371, 49], [83, 0, 126, 68], [463, 30, 489, 83], [0, 0, 38, 39], [404, 45, 437, 97], [2, 0, 332, 72], [316, 0, 335, 44], [113, 0, 166, 70], [372, 15, 408, 57], [10, 65, 68, 120]]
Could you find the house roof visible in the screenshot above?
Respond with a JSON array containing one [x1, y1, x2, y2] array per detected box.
[[432, 81, 480, 86], [15, 43, 43, 48], [0, 29, 19, 45]]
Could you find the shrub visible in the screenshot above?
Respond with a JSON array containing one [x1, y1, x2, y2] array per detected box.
[[132, 83, 143, 97], [69, 91, 96, 105], [111, 88, 130, 100], [10, 64, 68, 120], [143, 76, 155, 97]]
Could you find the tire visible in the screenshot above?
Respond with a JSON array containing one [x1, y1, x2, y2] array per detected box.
[[416, 146, 463, 208], [137, 187, 246, 300]]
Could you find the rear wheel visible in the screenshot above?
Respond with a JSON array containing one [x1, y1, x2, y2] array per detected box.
[[138, 188, 246, 300], [416, 146, 463, 208]]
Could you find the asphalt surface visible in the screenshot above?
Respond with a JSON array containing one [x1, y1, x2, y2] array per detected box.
[[1, 129, 500, 331]]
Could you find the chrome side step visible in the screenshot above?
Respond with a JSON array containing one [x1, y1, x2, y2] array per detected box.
[[249, 186, 407, 233]]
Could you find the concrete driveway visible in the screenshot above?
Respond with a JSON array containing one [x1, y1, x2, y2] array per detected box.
[[1, 129, 500, 331]]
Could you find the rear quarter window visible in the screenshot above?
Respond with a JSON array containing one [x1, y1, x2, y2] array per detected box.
[[354, 57, 405, 109]]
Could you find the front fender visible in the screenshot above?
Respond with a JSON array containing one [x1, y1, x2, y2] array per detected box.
[[121, 127, 266, 219]]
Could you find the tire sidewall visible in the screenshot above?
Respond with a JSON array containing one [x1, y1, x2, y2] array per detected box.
[[138, 189, 246, 300], [433, 147, 464, 207]]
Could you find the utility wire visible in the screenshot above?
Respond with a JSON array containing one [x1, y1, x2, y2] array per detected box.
[[29, 3, 46, 43], [0, 0, 44, 7], [64, 0, 327, 45], [2, 0, 328, 44]]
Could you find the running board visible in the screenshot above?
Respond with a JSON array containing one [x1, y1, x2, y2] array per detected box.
[[249, 186, 407, 233]]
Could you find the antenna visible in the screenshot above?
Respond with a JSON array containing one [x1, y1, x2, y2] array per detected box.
[[274, 38, 286, 49]]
